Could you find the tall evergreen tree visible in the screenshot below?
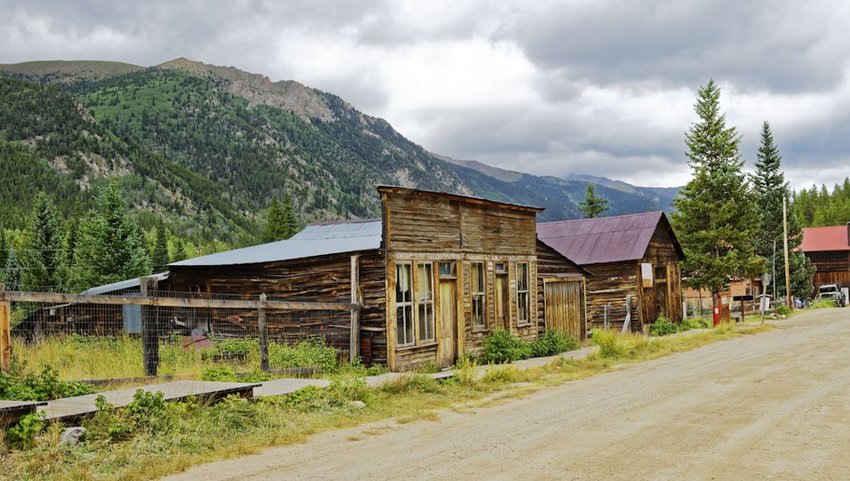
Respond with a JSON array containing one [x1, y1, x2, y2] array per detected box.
[[281, 193, 299, 239], [152, 224, 170, 271], [750, 121, 814, 299], [2, 249, 22, 291], [171, 237, 186, 263], [71, 184, 152, 290], [262, 196, 288, 243], [0, 226, 7, 279], [20, 192, 65, 290], [579, 184, 609, 218], [672, 80, 762, 298]]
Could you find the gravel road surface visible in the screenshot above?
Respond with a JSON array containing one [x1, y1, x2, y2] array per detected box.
[[163, 308, 850, 481]]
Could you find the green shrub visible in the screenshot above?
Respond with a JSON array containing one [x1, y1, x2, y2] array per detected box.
[[811, 298, 836, 309], [590, 329, 625, 358], [650, 315, 678, 336], [6, 412, 45, 450], [531, 330, 579, 357], [776, 304, 791, 316], [201, 366, 273, 383], [326, 378, 370, 404], [680, 318, 709, 330], [0, 367, 96, 401], [268, 337, 338, 372], [483, 329, 532, 364]]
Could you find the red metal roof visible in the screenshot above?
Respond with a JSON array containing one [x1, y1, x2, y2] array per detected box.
[[537, 211, 683, 265], [800, 225, 850, 252]]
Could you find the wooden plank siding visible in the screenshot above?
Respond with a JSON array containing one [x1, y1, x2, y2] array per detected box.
[[807, 251, 850, 289], [536, 240, 587, 340], [165, 251, 386, 360], [380, 187, 543, 371], [584, 262, 640, 332]]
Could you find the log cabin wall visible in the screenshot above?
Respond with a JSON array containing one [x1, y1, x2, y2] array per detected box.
[[164, 251, 385, 361], [808, 251, 850, 289], [536, 240, 588, 340], [639, 225, 684, 324], [584, 262, 641, 332], [380, 187, 541, 371]]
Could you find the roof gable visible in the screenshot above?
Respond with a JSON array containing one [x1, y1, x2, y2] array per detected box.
[[800, 225, 850, 252], [537, 212, 683, 265]]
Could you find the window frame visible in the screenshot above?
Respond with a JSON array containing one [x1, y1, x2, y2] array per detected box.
[[416, 262, 435, 343], [516, 261, 531, 325], [471, 261, 487, 329], [395, 262, 415, 347]]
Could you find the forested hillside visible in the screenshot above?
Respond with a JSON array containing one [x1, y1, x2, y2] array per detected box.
[[794, 178, 850, 227]]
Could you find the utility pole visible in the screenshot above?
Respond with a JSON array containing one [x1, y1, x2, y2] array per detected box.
[[783, 197, 792, 309], [772, 240, 777, 310]]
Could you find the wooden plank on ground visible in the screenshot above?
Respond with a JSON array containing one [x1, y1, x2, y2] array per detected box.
[[40, 381, 260, 422], [0, 400, 47, 427]]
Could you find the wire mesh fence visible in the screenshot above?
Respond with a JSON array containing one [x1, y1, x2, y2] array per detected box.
[[0, 284, 356, 380]]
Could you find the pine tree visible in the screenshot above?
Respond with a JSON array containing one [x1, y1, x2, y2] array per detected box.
[[2, 249, 22, 290], [20, 192, 65, 291], [152, 224, 170, 271], [172, 238, 186, 262], [0, 226, 7, 279], [262, 196, 287, 242], [281, 193, 298, 238], [672, 80, 762, 297], [579, 184, 608, 218], [71, 184, 152, 290]]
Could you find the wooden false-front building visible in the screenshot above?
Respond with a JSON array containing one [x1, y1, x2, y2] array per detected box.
[[165, 186, 587, 371], [538, 212, 684, 332], [800, 224, 850, 289]]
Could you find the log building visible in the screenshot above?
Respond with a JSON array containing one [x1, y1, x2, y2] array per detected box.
[[800, 224, 850, 289], [165, 186, 587, 371], [537, 212, 684, 331]]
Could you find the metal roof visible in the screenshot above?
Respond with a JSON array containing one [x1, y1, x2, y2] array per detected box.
[[169, 219, 382, 267], [800, 225, 850, 252], [80, 272, 169, 295], [537, 211, 682, 265]]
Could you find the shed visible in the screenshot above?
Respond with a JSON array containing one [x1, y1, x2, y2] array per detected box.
[[538, 212, 684, 331], [164, 186, 587, 371], [800, 224, 850, 289]]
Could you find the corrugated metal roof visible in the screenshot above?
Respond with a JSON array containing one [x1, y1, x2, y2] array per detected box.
[[538, 212, 679, 265], [800, 225, 850, 252], [80, 272, 169, 296], [169, 219, 382, 267]]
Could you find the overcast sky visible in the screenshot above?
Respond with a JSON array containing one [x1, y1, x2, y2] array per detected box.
[[3, 0, 850, 189]]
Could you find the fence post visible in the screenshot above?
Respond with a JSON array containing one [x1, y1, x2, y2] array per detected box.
[[350, 255, 360, 363], [258, 293, 269, 372], [0, 283, 10, 371], [140, 276, 159, 377], [604, 303, 610, 329]]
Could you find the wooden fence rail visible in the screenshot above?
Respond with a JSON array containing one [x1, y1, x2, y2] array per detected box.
[[0, 279, 359, 373]]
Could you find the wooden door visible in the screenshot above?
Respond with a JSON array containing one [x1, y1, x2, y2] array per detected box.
[[438, 279, 457, 368], [544, 280, 586, 340], [495, 273, 509, 329]]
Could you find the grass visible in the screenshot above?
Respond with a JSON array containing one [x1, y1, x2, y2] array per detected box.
[[0, 323, 772, 480], [11, 335, 353, 382]]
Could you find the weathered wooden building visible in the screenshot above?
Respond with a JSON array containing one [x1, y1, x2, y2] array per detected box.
[[165, 186, 587, 371], [800, 224, 850, 289], [537, 212, 684, 331]]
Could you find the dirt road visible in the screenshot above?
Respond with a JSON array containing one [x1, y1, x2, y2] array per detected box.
[[164, 309, 850, 481]]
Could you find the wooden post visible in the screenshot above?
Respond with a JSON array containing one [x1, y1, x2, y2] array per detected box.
[[604, 303, 610, 329], [258, 293, 269, 372], [0, 283, 11, 371], [139, 276, 159, 377], [350, 255, 361, 363], [623, 295, 632, 333], [783, 197, 792, 309]]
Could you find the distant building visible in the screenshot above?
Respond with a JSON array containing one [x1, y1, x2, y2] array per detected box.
[[800, 224, 850, 289]]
